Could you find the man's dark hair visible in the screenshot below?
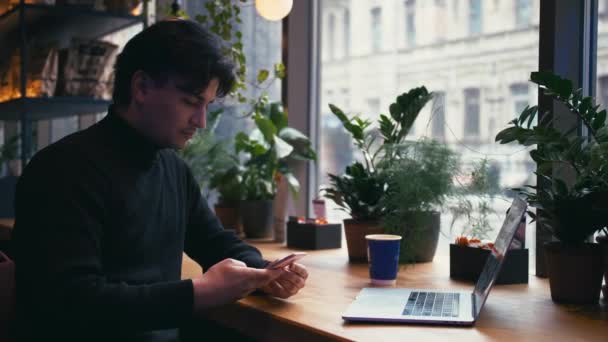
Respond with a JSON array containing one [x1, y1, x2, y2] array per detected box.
[[112, 19, 236, 106]]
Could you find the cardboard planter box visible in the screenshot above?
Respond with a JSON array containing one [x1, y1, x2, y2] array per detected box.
[[450, 244, 529, 284], [287, 218, 342, 250]]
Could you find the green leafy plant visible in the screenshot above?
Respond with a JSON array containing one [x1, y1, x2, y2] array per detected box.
[[176, 2, 306, 204], [323, 87, 434, 221], [236, 100, 316, 200], [380, 139, 460, 262], [495, 71, 608, 244], [178, 109, 243, 204]]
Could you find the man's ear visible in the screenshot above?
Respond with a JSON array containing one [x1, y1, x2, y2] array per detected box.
[[131, 70, 151, 104]]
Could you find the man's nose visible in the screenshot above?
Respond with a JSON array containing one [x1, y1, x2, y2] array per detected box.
[[190, 107, 206, 129]]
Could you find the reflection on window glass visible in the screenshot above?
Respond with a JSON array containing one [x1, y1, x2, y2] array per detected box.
[[371, 7, 382, 52], [469, 0, 482, 35], [319, 0, 540, 272]]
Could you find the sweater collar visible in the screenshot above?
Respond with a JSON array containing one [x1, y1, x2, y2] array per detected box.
[[101, 105, 162, 165]]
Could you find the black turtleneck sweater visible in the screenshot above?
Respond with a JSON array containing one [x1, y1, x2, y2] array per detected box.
[[12, 109, 267, 341]]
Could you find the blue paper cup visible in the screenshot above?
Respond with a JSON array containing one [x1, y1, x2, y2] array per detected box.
[[366, 234, 402, 286]]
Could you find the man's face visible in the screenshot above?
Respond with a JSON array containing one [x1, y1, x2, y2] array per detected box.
[[137, 75, 219, 149]]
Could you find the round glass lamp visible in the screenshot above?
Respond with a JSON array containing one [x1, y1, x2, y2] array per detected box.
[[255, 0, 293, 21]]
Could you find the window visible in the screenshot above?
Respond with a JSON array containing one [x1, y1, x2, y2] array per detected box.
[[371, 7, 382, 52], [367, 98, 381, 115], [599, 76, 608, 108], [431, 92, 446, 140], [515, 0, 533, 28], [405, 0, 416, 47], [344, 9, 351, 56], [469, 0, 482, 35], [464, 88, 480, 136], [510, 83, 529, 117], [319, 0, 538, 269], [329, 14, 336, 60]]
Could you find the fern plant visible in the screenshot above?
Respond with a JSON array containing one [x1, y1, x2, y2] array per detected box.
[[495, 71, 608, 244], [380, 139, 460, 262]]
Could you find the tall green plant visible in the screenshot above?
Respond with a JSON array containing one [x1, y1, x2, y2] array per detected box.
[[323, 87, 434, 221], [236, 100, 316, 200], [495, 71, 608, 244]]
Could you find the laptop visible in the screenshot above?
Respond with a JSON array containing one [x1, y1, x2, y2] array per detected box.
[[342, 196, 527, 326]]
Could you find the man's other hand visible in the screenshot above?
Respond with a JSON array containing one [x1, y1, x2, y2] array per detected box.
[[192, 258, 283, 313], [260, 262, 308, 299]]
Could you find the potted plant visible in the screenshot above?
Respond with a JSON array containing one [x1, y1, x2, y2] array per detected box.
[[236, 100, 316, 239], [380, 139, 460, 263], [323, 87, 438, 262], [495, 71, 608, 304]]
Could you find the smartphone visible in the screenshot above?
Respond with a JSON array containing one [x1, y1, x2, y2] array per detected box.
[[265, 252, 307, 270]]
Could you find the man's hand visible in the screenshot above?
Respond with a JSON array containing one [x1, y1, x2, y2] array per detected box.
[[192, 258, 283, 313], [260, 262, 308, 299]]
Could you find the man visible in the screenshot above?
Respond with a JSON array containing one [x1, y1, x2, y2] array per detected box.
[[12, 20, 307, 341]]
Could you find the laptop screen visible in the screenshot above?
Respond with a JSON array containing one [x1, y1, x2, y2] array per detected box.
[[472, 197, 527, 318]]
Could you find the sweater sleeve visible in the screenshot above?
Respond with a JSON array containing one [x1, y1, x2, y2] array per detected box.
[[13, 154, 194, 333], [182, 167, 268, 270]]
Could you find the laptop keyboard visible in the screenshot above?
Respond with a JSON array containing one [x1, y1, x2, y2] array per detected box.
[[402, 292, 460, 317]]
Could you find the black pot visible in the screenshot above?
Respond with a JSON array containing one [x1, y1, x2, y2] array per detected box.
[[545, 242, 604, 304], [240, 200, 274, 239]]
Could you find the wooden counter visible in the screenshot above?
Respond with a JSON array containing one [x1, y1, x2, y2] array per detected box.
[[181, 242, 607, 341]]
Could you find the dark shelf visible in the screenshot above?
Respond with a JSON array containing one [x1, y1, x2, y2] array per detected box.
[[0, 96, 110, 121], [0, 3, 145, 41]]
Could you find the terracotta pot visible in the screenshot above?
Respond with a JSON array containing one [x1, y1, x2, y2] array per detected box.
[[343, 219, 383, 263], [545, 242, 604, 304], [214, 204, 243, 238]]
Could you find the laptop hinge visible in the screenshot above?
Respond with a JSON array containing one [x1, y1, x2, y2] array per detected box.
[[471, 293, 476, 318]]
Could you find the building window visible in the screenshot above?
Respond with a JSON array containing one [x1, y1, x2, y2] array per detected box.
[[329, 13, 336, 60], [431, 92, 446, 140], [344, 9, 350, 56], [371, 7, 382, 52], [464, 88, 480, 136], [510, 83, 529, 117], [367, 98, 381, 115], [469, 0, 482, 35], [599, 76, 608, 108], [405, 0, 416, 47], [515, 0, 533, 28]]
